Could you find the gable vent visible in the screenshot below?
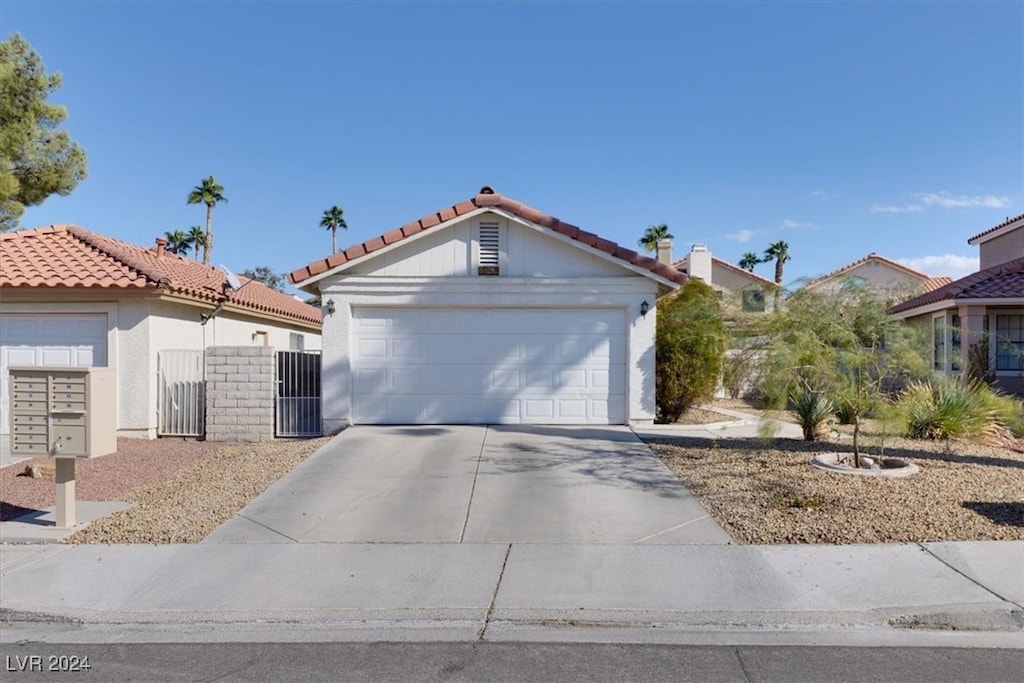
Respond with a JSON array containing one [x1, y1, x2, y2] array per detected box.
[[478, 222, 500, 276]]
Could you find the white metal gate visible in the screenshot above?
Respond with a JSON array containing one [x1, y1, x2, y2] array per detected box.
[[157, 350, 205, 437], [276, 350, 322, 436]]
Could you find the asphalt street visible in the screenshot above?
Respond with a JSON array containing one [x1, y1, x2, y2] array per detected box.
[[2, 642, 1022, 682]]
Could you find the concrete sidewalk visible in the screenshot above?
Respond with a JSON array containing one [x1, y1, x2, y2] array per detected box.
[[1, 540, 1021, 646]]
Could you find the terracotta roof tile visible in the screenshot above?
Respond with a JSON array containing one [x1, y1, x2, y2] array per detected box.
[[1, 225, 321, 326], [888, 257, 1024, 314], [967, 213, 1024, 244], [289, 188, 687, 286]]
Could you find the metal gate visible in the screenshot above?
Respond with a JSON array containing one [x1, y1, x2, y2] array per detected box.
[[276, 350, 322, 436], [157, 350, 205, 437]]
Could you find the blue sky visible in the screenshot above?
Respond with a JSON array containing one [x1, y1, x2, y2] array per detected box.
[[5, 1, 1021, 292]]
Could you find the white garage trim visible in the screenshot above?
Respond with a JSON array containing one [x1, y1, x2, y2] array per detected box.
[[351, 307, 626, 424], [1, 313, 109, 435]]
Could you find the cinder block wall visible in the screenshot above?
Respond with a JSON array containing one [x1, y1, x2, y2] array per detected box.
[[205, 346, 275, 442]]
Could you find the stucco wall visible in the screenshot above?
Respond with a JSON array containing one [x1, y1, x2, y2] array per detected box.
[[979, 227, 1023, 269], [2, 296, 320, 438], [317, 276, 659, 432]]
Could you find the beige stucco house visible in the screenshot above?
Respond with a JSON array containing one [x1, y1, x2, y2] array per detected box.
[[1, 225, 322, 437], [889, 213, 1024, 396], [805, 252, 951, 298], [671, 243, 775, 313]]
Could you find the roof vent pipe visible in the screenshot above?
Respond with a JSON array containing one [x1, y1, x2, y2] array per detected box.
[[155, 237, 167, 258], [478, 185, 495, 195]]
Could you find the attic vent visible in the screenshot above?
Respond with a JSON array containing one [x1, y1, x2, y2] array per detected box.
[[478, 222, 500, 276]]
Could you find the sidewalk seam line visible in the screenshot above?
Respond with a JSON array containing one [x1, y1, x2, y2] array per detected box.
[[478, 542, 512, 642], [459, 425, 487, 544], [633, 515, 711, 543], [916, 542, 1024, 609], [233, 515, 300, 543]]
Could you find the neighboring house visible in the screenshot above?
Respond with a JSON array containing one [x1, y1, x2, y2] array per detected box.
[[805, 252, 952, 297], [889, 213, 1024, 397], [289, 186, 687, 430], [672, 244, 775, 313], [1, 225, 322, 437]]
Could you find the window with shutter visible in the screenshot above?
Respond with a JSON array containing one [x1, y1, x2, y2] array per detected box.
[[478, 222, 500, 275]]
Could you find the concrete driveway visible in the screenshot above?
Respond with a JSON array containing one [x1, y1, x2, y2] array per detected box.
[[205, 425, 730, 544]]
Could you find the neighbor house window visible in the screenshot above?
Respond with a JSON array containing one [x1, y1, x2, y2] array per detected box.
[[290, 333, 305, 351], [742, 288, 766, 313], [933, 316, 946, 371], [950, 314, 961, 372], [995, 315, 1023, 371]]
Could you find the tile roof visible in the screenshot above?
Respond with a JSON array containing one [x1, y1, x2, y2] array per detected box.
[[888, 257, 1024, 314], [967, 213, 1024, 244], [1, 225, 321, 326], [289, 187, 687, 286], [805, 252, 946, 289]]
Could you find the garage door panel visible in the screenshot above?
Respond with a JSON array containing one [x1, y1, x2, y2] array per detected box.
[[0, 314, 108, 435], [351, 308, 626, 425]]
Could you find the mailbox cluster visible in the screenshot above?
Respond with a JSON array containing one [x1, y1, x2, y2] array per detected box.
[[8, 366, 117, 458]]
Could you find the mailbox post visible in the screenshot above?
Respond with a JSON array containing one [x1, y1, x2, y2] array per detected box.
[[8, 367, 117, 529]]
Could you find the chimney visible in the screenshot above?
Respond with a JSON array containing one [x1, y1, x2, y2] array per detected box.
[[656, 238, 673, 265], [155, 236, 167, 258], [688, 244, 712, 283]]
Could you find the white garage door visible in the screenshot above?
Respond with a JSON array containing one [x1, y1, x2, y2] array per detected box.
[[352, 308, 626, 424], [0, 314, 108, 435]]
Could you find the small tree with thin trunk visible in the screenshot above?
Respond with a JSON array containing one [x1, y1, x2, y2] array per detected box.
[[186, 225, 205, 261], [763, 240, 790, 309]]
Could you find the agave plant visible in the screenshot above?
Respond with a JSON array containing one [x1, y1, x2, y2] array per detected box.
[[790, 388, 835, 442]]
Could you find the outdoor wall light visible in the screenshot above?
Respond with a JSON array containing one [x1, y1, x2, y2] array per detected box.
[[640, 300, 650, 318], [325, 299, 336, 315]]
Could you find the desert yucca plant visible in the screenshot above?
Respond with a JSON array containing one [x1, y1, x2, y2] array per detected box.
[[790, 388, 835, 441], [897, 377, 998, 450]]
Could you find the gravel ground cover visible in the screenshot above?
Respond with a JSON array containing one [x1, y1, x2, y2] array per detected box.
[[673, 407, 736, 425], [1, 436, 328, 544], [1, 438, 221, 522], [649, 430, 1024, 544], [66, 437, 330, 544]]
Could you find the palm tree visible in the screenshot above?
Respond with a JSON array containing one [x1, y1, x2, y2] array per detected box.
[[739, 252, 761, 272], [187, 175, 227, 265], [163, 230, 190, 255], [186, 225, 206, 261], [763, 240, 791, 309], [638, 223, 673, 253], [319, 205, 347, 254]]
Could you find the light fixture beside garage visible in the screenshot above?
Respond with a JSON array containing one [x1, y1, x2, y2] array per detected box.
[[325, 299, 336, 315], [640, 301, 650, 318]]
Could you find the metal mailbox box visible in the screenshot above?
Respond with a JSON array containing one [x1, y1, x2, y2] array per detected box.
[[8, 366, 117, 458]]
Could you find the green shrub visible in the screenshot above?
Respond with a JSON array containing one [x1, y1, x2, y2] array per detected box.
[[656, 279, 727, 423], [834, 401, 859, 425], [897, 377, 997, 444], [790, 388, 835, 441]]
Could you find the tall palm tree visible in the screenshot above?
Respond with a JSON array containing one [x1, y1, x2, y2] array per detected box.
[[739, 252, 761, 272], [186, 225, 206, 261], [763, 240, 791, 309], [163, 230, 190, 255], [638, 223, 673, 253], [187, 175, 227, 265], [319, 205, 347, 254]]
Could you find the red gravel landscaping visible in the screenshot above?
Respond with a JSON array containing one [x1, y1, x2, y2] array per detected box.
[[1, 438, 222, 521]]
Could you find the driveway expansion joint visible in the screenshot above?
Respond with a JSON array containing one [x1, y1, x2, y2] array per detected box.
[[916, 542, 1024, 610], [459, 425, 488, 544], [478, 542, 512, 642], [237, 514, 300, 543]]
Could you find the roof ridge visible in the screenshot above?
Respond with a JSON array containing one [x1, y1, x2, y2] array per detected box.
[[967, 212, 1024, 243], [290, 187, 686, 286], [66, 226, 169, 287], [809, 252, 941, 285]]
